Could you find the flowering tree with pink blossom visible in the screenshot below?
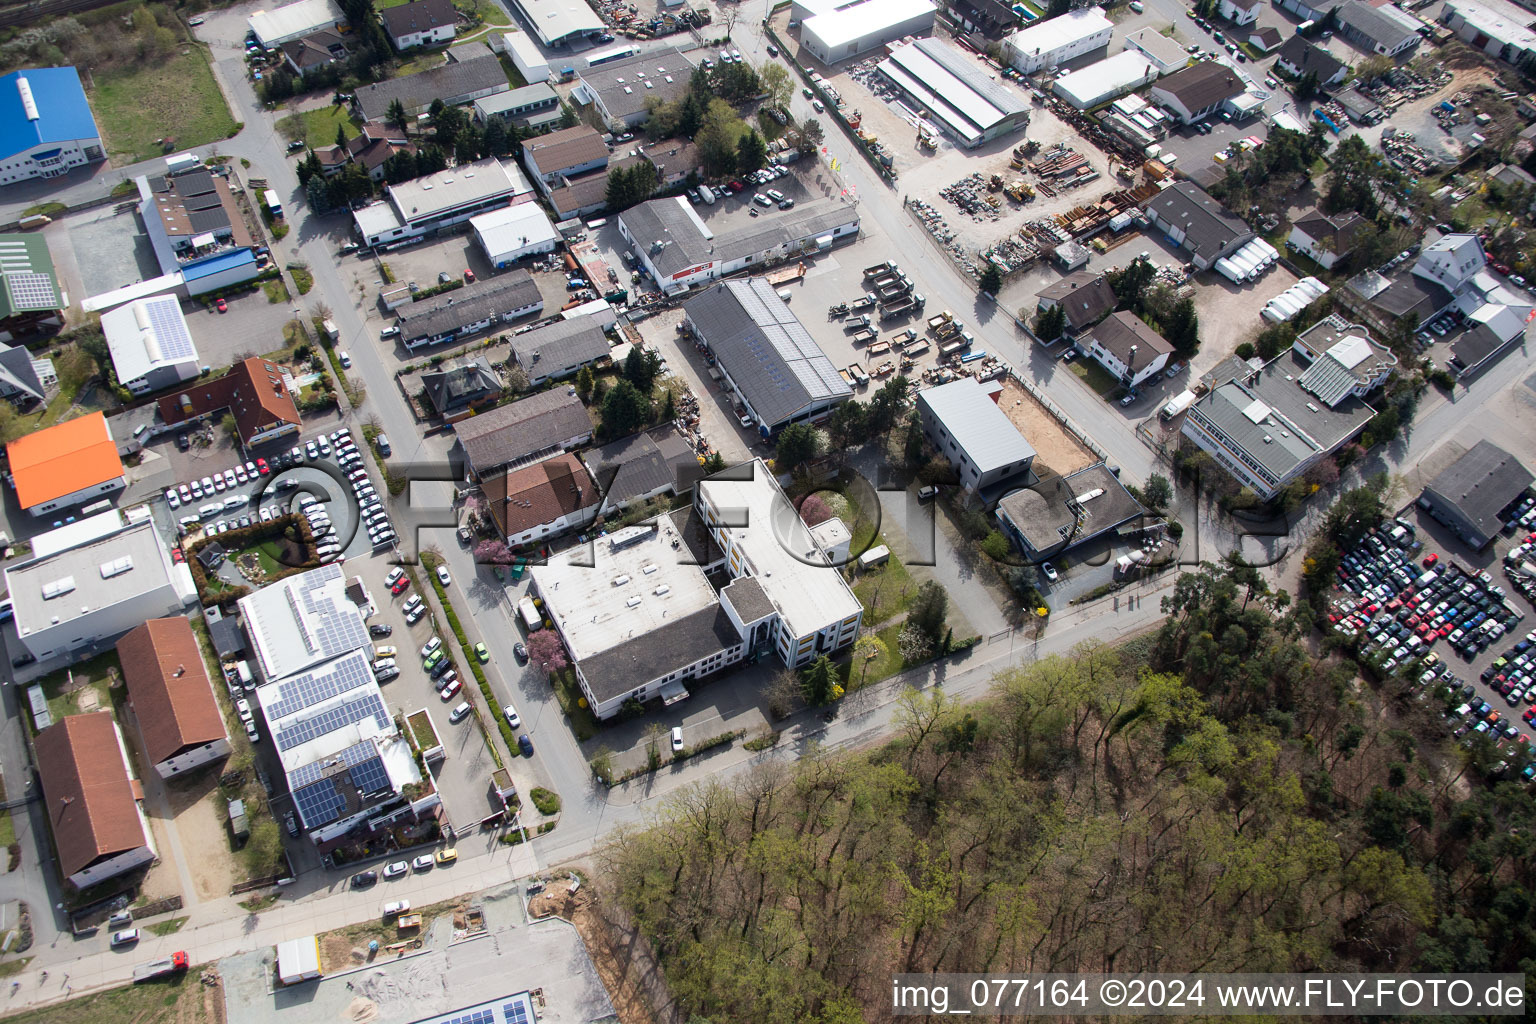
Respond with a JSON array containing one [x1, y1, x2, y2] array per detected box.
[[796, 493, 833, 527], [474, 539, 514, 564], [527, 629, 568, 674]]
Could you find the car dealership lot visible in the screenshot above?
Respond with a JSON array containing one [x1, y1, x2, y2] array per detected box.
[[1330, 503, 1536, 774]]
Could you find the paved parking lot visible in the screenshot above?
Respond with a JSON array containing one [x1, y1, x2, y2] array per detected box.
[[1329, 502, 1536, 762], [183, 286, 304, 370], [360, 557, 504, 832]]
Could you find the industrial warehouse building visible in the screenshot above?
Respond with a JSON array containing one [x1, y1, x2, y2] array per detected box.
[[796, 0, 937, 64], [1003, 6, 1112, 73], [352, 157, 535, 248], [682, 279, 852, 435], [100, 294, 201, 395], [875, 37, 1030, 147], [506, 0, 605, 46], [0, 67, 104, 186], [395, 271, 543, 350], [1419, 440, 1533, 550], [916, 377, 1036, 496], [247, 0, 344, 48], [471, 202, 560, 267], [618, 196, 860, 295], [1052, 50, 1159, 109], [529, 460, 863, 720]]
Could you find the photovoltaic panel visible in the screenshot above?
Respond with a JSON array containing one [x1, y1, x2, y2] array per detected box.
[[144, 297, 196, 360], [348, 754, 391, 796], [442, 1011, 494, 1024], [501, 995, 534, 1024], [275, 691, 389, 751], [292, 777, 346, 827], [263, 653, 374, 721], [4, 272, 59, 311]]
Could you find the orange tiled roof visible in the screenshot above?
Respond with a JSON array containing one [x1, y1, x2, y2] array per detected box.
[[5, 412, 122, 509]]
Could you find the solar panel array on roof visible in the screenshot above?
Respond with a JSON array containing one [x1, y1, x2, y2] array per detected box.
[[503, 999, 533, 1024], [292, 777, 346, 826], [183, 193, 223, 212], [445, 1011, 495, 1024], [173, 168, 214, 195], [6, 272, 58, 310], [144, 298, 196, 360], [263, 654, 374, 720], [275, 690, 389, 751]]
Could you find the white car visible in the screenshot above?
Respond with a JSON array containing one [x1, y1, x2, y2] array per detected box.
[[260, 506, 274, 522], [436, 565, 451, 587], [386, 567, 405, 588], [305, 441, 319, 459], [448, 701, 472, 723], [1041, 562, 1059, 582], [223, 469, 237, 488], [382, 860, 408, 879], [503, 705, 521, 729], [223, 494, 248, 510], [165, 489, 180, 509], [178, 484, 193, 502], [234, 463, 248, 483], [209, 474, 224, 492], [671, 726, 684, 752], [420, 637, 443, 659], [236, 698, 254, 723], [412, 854, 434, 871]]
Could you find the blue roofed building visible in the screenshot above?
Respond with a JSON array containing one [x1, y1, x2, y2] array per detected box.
[[0, 68, 103, 185]]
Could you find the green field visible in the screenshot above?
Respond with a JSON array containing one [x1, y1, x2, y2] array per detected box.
[[90, 45, 237, 164], [300, 104, 361, 147]]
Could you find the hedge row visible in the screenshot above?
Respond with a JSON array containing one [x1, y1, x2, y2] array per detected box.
[[420, 553, 519, 768], [602, 729, 744, 786]]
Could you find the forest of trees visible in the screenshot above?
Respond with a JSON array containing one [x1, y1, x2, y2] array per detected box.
[[599, 559, 1536, 1023]]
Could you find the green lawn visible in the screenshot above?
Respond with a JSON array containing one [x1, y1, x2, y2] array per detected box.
[[146, 917, 187, 937], [395, 49, 451, 77], [852, 557, 915, 625], [462, 0, 511, 26], [90, 45, 237, 164], [846, 623, 906, 692], [300, 104, 361, 149], [35, 652, 121, 730], [497, 54, 529, 89], [551, 668, 598, 741], [1068, 357, 1120, 396]]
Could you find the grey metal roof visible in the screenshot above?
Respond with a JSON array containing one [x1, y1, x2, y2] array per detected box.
[[1367, 272, 1452, 319], [621, 196, 858, 279], [0, 345, 44, 400], [580, 46, 696, 122], [355, 54, 508, 121], [576, 605, 741, 703], [1190, 351, 1374, 484], [683, 278, 852, 428], [508, 315, 610, 379], [917, 376, 1037, 476], [583, 424, 701, 507], [397, 271, 541, 344], [1424, 440, 1533, 541], [452, 387, 592, 474], [1451, 321, 1522, 373], [1338, 0, 1419, 49], [1144, 181, 1251, 261]]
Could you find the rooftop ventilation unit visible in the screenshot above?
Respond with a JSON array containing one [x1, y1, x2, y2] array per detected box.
[[99, 556, 134, 579], [626, 595, 643, 608], [641, 564, 658, 574], [42, 576, 76, 600], [654, 585, 670, 596], [612, 574, 631, 586]]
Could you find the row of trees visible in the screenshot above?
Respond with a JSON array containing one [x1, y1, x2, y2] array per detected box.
[[606, 552, 1536, 1023]]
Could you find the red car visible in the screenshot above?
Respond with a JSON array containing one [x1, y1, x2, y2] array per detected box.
[[1523, 707, 1536, 723], [464, 268, 475, 282], [727, 180, 744, 192], [256, 457, 270, 475], [215, 298, 227, 313], [390, 576, 410, 595], [1423, 553, 1438, 567], [171, 547, 185, 563]]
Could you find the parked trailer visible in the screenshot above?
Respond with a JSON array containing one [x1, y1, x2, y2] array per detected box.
[[863, 261, 894, 278], [1216, 257, 1244, 284], [134, 951, 189, 983], [881, 298, 915, 319], [939, 338, 967, 357], [518, 596, 541, 632], [850, 327, 877, 344]]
